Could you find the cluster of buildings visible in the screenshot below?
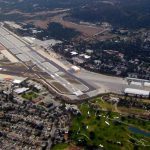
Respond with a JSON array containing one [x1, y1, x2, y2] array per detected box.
[[54, 43, 128, 76], [0, 75, 80, 149], [0, 75, 42, 98], [52, 26, 150, 79]]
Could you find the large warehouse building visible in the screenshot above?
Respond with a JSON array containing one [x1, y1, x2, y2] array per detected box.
[[124, 88, 150, 98]]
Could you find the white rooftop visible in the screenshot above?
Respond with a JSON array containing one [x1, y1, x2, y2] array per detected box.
[[14, 87, 29, 94], [80, 54, 91, 59], [73, 90, 83, 96], [124, 88, 150, 96], [71, 65, 80, 71], [70, 51, 78, 55], [13, 79, 22, 84], [144, 82, 150, 87]]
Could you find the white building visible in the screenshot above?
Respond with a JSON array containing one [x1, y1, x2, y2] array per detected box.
[[71, 66, 80, 73], [124, 88, 150, 97], [14, 87, 29, 94], [80, 54, 91, 59], [13, 77, 28, 85], [70, 51, 78, 56]]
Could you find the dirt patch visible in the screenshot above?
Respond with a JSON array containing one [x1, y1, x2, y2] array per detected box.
[[26, 19, 50, 29], [50, 14, 106, 37], [1, 50, 19, 63], [0, 62, 28, 71], [26, 13, 107, 38]]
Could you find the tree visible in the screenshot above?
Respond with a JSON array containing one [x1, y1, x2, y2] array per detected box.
[[89, 131, 95, 140]]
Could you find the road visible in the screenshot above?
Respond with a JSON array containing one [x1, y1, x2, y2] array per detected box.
[[46, 125, 56, 150]]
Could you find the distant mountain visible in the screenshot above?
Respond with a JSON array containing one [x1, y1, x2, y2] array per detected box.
[[0, 0, 150, 29], [0, 0, 89, 12], [69, 0, 150, 29]]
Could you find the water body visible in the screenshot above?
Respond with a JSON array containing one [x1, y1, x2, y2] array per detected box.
[[129, 127, 150, 138]]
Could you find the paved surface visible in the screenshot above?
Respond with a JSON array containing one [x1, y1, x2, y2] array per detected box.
[[1, 23, 148, 99], [0, 24, 97, 99], [76, 69, 150, 93]]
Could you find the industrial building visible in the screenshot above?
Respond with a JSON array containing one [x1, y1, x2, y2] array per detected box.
[[124, 88, 150, 98]]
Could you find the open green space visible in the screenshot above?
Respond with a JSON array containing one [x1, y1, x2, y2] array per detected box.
[[70, 98, 150, 150], [95, 96, 149, 117], [22, 91, 38, 100], [51, 143, 69, 150], [51, 143, 84, 150]]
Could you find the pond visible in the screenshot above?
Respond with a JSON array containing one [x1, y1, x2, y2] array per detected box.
[[129, 126, 150, 138]]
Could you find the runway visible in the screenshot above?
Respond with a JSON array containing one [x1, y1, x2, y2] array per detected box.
[[0, 24, 97, 99]]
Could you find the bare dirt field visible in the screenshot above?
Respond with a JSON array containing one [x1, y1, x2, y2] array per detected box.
[[50, 14, 106, 37], [26, 13, 107, 37], [1, 50, 19, 63], [0, 62, 28, 72], [27, 19, 50, 29]]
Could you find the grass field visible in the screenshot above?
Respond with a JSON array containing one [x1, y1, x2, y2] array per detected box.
[[70, 98, 150, 150], [51, 143, 84, 150], [51, 143, 69, 150], [95, 97, 149, 117], [22, 91, 38, 100]]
